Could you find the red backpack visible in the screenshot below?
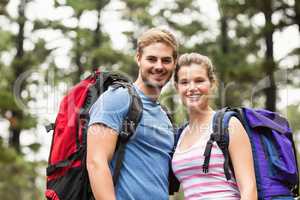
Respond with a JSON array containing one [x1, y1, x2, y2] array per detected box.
[[45, 71, 143, 200]]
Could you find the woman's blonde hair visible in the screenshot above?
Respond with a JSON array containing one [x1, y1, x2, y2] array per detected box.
[[137, 28, 178, 60], [174, 53, 217, 86]]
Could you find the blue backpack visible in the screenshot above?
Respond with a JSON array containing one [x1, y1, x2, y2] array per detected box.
[[202, 107, 299, 200]]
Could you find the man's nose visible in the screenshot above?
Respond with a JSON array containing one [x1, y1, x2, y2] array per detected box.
[[153, 59, 164, 72]]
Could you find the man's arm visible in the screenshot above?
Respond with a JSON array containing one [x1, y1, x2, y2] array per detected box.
[[86, 123, 118, 200]]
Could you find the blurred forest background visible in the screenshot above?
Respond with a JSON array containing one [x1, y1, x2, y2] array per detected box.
[[0, 0, 299, 199]]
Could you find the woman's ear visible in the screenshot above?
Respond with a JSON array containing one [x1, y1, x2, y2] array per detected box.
[[210, 80, 218, 95], [174, 82, 178, 90]]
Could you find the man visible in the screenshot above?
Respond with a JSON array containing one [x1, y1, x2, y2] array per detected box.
[[87, 27, 178, 200]]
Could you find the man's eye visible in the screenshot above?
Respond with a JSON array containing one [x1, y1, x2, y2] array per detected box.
[[162, 58, 172, 64], [147, 57, 156, 62]]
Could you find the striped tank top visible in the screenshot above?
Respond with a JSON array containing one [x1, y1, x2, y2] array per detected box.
[[172, 117, 240, 200]]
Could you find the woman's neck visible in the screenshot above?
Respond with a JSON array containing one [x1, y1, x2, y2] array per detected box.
[[188, 106, 214, 126]]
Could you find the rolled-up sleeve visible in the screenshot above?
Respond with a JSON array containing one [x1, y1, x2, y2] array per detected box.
[[88, 86, 131, 134]]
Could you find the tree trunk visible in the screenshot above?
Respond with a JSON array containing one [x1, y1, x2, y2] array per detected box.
[[221, 16, 229, 54], [263, 0, 276, 111], [295, 0, 300, 32], [9, 0, 26, 152], [75, 30, 83, 83], [8, 111, 22, 152], [9, 126, 21, 153], [92, 9, 102, 71], [218, 4, 229, 107], [72, 12, 84, 83], [15, 0, 25, 76]]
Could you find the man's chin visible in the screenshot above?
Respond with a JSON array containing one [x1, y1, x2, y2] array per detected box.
[[144, 80, 165, 89]]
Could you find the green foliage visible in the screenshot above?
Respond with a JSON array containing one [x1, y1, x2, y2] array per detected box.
[[0, 30, 13, 51], [66, 0, 98, 12], [0, 91, 18, 112], [0, 140, 43, 199], [121, 0, 154, 32], [0, 0, 9, 15], [285, 104, 300, 132], [0, 0, 299, 199]]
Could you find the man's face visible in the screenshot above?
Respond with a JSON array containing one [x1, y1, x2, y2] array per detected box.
[[136, 42, 176, 89]]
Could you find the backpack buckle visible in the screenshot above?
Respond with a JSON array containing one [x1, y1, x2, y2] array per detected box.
[[119, 119, 135, 142], [45, 123, 55, 133], [119, 131, 131, 142], [210, 132, 221, 141]]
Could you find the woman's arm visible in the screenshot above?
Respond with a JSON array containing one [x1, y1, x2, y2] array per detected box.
[[228, 117, 257, 200]]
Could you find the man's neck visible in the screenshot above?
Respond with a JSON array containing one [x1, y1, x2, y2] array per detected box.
[[134, 80, 161, 101]]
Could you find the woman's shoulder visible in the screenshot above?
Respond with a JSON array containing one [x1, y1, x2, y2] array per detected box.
[[228, 117, 244, 132]]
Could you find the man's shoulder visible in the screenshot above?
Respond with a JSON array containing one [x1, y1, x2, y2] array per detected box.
[[90, 85, 132, 113], [103, 85, 131, 99], [100, 85, 133, 106], [88, 85, 133, 129]]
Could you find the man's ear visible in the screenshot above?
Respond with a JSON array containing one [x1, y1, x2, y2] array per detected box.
[[135, 53, 141, 67], [174, 58, 178, 65]]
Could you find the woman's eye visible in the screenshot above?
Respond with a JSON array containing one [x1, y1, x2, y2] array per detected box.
[[179, 80, 188, 85]]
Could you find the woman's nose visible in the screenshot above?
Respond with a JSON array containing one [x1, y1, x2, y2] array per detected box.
[[188, 81, 197, 90]]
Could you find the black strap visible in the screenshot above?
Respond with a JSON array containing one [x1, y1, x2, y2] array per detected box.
[[81, 72, 143, 186], [81, 72, 143, 187], [202, 108, 228, 174], [216, 108, 234, 180], [112, 141, 127, 186], [290, 133, 300, 197], [203, 136, 214, 173], [160, 105, 183, 195], [47, 150, 81, 175], [112, 84, 143, 186]]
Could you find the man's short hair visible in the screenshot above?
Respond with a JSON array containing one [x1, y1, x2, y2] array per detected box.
[[137, 28, 178, 60]]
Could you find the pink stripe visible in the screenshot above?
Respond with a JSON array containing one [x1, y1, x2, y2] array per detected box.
[[183, 180, 238, 191], [179, 172, 226, 182], [172, 155, 202, 165], [172, 153, 224, 165], [176, 143, 218, 155], [185, 190, 240, 200], [174, 163, 223, 175]]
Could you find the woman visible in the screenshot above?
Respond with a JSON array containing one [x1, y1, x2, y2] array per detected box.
[[172, 53, 257, 200]]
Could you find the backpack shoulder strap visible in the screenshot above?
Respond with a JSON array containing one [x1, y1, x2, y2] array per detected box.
[[160, 104, 179, 147], [218, 109, 242, 180], [203, 108, 226, 174], [203, 107, 241, 180], [112, 82, 143, 186], [160, 105, 186, 195]]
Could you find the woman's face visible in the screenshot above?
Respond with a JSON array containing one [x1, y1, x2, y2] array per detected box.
[[176, 63, 213, 110]]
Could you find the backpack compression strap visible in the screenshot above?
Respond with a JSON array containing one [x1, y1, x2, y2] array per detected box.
[[112, 83, 143, 186], [203, 107, 241, 180]]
